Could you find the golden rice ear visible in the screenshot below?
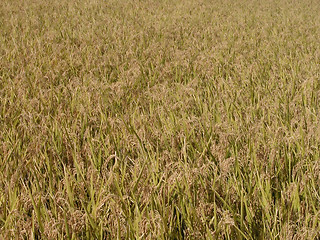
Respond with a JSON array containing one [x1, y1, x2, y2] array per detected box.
[[1, 0, 320, 238]]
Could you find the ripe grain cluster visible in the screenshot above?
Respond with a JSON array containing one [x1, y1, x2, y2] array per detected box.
[[1, 0, 320, 239]]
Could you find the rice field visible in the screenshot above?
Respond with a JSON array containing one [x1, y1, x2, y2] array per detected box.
[[1, 0, 320, 239]]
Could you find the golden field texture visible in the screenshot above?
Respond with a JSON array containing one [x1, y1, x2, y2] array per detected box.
[[1, 0, 320, 239]]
